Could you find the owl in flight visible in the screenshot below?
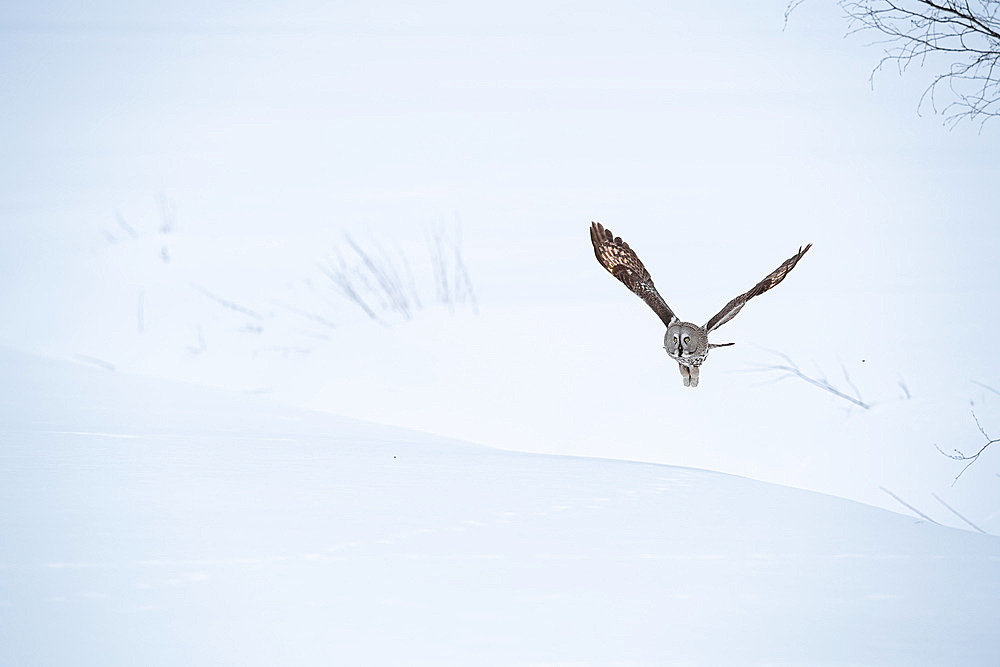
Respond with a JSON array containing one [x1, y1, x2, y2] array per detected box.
[[590, 222, 811, 387]]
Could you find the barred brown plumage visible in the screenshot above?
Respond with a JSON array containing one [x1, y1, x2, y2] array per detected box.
[[589, 221, 811, 387]]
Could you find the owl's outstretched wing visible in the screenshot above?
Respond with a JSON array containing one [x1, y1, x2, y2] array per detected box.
[[590, 222, 677, 327], [704, 243, 812, 334]]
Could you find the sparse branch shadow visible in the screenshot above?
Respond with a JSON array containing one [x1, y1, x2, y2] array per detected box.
[[932, 492, 987, 533], [741, 348, 872, 409], [880, 485, 942, 524]]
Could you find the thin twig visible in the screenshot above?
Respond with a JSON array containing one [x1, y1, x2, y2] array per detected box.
[[934, 408, 1000, 484], [783, 0, 809, 30], [786, 0, 1000, 128]]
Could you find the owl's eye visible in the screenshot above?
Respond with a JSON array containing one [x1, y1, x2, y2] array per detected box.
[[683, 336, 690, 344]]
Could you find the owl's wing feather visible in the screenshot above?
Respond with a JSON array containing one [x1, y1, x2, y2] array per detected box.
[[704, 243, 812, 334], [590, 222, 677, 327]]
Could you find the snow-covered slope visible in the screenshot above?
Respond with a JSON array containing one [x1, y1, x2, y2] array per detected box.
[[2, 348, 998, 666]]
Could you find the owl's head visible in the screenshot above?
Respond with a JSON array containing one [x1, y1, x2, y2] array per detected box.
[[664, 322, 708, 360]]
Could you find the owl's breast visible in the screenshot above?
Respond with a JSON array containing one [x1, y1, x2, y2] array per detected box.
[[667, 350, 708, 368]]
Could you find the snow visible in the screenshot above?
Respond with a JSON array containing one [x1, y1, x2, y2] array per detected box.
[[3, 0, 1000, 663], [3, 348, 1000, 666]]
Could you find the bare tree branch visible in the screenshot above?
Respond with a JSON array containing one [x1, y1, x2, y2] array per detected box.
[[934, 408, 1000, 483], [784, 0, 811, 29], [788, 0, 1000, 128]]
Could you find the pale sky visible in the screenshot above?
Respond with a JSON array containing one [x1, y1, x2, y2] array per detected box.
[[3, 0, 998, 355], [3, 0, 995, 242]]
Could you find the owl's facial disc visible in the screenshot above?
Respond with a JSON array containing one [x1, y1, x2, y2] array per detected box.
[[665, 323, 706, 361], [665, 325, 684, 358]]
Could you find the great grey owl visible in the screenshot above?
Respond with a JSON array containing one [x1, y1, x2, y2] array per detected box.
[[590, 222, 811, 387]]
